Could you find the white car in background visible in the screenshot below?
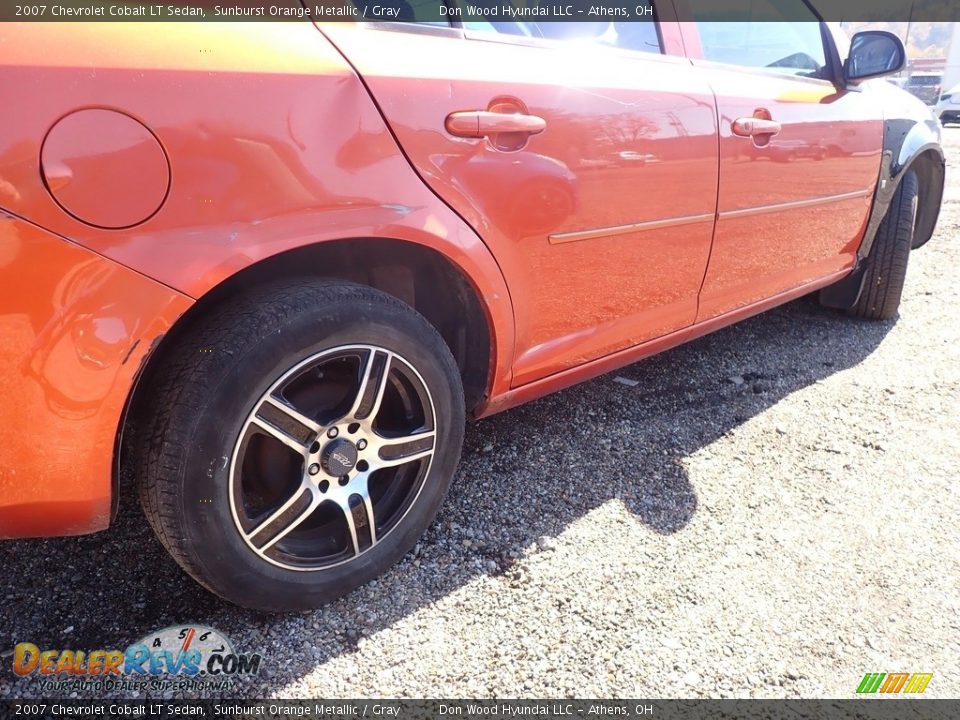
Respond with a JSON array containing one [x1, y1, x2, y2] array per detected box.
[[936, 84, 960, 126]]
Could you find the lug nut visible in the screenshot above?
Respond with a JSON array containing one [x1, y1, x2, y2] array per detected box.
[[327, 427, 338, 439], [357, 439, 368, 450], [308, 463, 321, 476]]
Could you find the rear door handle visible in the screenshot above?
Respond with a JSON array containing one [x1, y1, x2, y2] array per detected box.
[[732, 117, 782, 138], [446, 110, 547, 138]]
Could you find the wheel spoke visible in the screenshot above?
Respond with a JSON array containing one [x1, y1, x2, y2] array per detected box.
[[250, 417, 308, 455], [341, 498, 361, 556], [331, 474, 377, 555], [358, 477, 377, 547], [263, 395, 321, 435], [246, 483, 318, 551], [347, 349, 392, 422], [249, 395, 320, 456], [372, 430, 436, 469]]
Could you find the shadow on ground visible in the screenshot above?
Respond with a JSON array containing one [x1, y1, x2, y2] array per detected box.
[[0, 296, 894, 697]]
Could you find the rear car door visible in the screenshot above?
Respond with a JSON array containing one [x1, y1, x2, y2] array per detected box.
[[322, 12, 719, 386], [674, 0, 884, 321]]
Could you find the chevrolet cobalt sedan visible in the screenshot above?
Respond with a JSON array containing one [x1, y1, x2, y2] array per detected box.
[[0, 14, 944, 610]]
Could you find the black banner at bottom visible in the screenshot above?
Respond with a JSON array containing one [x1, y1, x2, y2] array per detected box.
[[0, 700, 957, 720]]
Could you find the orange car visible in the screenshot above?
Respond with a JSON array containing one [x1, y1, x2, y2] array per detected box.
[[0, 12, 945, 610]]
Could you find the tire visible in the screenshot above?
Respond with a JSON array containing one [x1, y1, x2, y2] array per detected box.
[[847, 171, 919, 320], [135, 280, 465, 611]]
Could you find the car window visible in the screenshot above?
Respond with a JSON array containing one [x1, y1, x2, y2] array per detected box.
[[457, 2, 662, 55], [687, 0, 828, 79]]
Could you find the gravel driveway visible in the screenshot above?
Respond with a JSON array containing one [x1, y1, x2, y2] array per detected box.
[[2, 129, 958, 702]]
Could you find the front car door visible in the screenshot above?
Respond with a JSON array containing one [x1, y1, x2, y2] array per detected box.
[[322, 10, 719, 386], [673, 0, 884, 321]]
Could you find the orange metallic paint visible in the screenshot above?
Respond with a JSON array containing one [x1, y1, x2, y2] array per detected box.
[[323, 24, 721, 385], [0, 212, 190, 538], [0, 20, 888, 539], [485, 265, 853, 416], [0, 21, 517, 538], [41, 108, 171, 229], [0, 21, 515, 393], [673, 22, 883, 321]]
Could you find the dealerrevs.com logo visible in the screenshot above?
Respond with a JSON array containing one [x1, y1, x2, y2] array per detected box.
[[12, 625, 262, 693]]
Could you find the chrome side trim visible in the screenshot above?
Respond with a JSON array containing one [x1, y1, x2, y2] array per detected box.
[[548, 212, 715, 245], [548, 189, 871, 245], [720, 189, 873, 220]]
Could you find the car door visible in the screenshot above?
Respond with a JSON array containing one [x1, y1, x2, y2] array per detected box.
[[673, 0, 884, 321], [322, 13, 719, 386]]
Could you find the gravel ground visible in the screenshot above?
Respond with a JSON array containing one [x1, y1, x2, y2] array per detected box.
[[2, 130, 959, 702]]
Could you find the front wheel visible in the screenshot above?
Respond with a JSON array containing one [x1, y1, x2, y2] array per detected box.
[[845, 171, 919, 320], [134, 280, 465, 611]]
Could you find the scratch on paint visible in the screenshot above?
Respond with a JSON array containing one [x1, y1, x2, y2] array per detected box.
[[121, 339, 141, 365]]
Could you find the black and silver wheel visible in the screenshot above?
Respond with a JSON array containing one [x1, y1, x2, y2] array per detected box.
[[232, 345, 439, 570], [134, 280, 465, 611]]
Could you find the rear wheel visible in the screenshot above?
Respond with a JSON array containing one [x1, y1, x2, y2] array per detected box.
[[846, 171, 919, 320], [135, 280, 465, 611]]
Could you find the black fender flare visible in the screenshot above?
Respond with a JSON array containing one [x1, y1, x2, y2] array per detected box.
[[820, 117, 945, 309]]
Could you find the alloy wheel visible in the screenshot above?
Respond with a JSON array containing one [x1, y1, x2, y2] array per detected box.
[[228, 345, 437, 571]]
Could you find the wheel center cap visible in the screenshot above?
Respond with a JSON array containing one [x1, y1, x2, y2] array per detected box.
[[320, 437, 358, 477]]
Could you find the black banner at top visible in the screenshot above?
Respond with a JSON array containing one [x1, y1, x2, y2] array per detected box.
[[676, 0, 960, 22], [1, 0, 960, 23]]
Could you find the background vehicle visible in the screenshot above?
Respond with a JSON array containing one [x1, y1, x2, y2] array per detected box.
[[935, 83, 960, 124], [0, 9, 944, 611], [904, 72, 943, 105]]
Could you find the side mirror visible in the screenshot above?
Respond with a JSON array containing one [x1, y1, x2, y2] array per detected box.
[[845, 31, 907, 84]]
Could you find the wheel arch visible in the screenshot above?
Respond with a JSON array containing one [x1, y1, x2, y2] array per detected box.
[[820, 117, 945, 309], [115, 237, 499, 518], [907, 146, 946, 250]]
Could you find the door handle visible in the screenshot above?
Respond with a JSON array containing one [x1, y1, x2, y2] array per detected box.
[[445, 110, 547, 139], [732, 117, 782, 138]]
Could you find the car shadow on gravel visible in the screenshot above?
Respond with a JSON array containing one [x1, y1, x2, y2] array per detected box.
[[0, 296, 894, 698]]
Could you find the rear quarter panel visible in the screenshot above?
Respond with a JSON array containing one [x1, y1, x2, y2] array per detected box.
[[0, 214, 190, 537], [0, 21, 513, 396], [0, 22, 517, 536]]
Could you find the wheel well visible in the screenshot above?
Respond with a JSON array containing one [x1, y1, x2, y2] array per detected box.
[[909, 148, 945, 249], [157, 239, 490, 411], [115, 239, 493, 515]]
